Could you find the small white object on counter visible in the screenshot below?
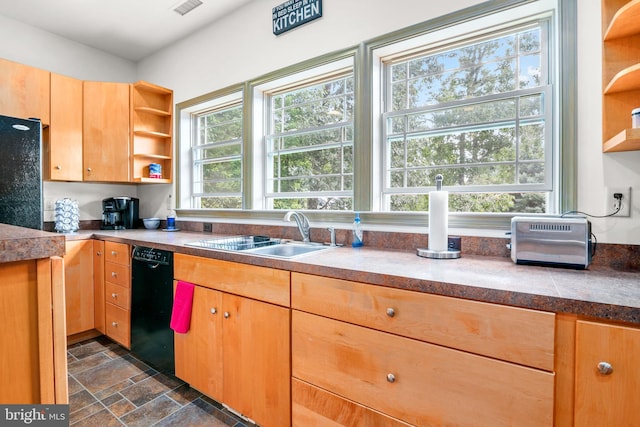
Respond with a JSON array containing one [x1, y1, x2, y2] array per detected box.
[[632, 107, 640, 128], [428, 178, 448, 252], [143, 218, 161, 229]]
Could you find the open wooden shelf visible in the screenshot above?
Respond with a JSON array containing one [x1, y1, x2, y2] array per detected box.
[[602, 0, 640, 152], [604, 0, 640, 40], [603, 127, 640, 152], [130, 81, 173, 182]]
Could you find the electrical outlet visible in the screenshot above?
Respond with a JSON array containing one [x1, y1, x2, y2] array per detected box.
[[203, 223, 212, 233], [44, 198, 56, 211], [605, 187, 631, 217]]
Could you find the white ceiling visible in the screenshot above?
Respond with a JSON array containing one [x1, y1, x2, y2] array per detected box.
[[0, 0, 256, 61]]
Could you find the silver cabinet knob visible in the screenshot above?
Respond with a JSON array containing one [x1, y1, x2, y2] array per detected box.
[[224, 311, 230, 319], [386, 307, 395, 317], [597, 361, 613, 375], [87, 167, 92, 172], [55, 165, 61, 170], [111, 272, 117, 277], [387, 373, 396, 383], [111, 251, 117, 256], [96, 251, 102, 256], [111, 293, 118, 298], [112, 321, 118, 327], [210, 308, 217, 315]]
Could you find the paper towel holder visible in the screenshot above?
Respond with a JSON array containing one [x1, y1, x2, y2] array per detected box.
[[417, 175, 461, 259]]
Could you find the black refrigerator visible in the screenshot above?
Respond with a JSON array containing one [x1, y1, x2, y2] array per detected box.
[[0, 115, 43, 230]]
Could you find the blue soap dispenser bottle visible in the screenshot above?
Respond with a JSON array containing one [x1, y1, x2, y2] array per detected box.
[[352, 212, 363, 247]]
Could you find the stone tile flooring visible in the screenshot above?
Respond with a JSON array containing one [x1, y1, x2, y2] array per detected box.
[[68, 336, 251, 427]]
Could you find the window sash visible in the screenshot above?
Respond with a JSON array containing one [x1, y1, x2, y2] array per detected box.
[[381, 20, 552, 200]]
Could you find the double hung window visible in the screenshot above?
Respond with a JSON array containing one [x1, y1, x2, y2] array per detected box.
[[264, 71, 355, 210], [381, 21, 553, 213]]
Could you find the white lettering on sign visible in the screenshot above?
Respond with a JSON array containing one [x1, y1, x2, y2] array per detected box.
[[272, 0, 322, 35]]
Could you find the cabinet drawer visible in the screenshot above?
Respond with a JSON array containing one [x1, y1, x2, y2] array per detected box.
[[292, 272, 555, 371], [292, 311, 554, 427], [106, 282, 130, 310], [105, 303, 130, 348], [293, 378, 411, 427], [105, 262, 130, 288], [105, 242, 130, 266], [174, 253, 290, 307]]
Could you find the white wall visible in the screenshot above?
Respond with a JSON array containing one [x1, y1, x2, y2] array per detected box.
[[2, 0, 639, 243]]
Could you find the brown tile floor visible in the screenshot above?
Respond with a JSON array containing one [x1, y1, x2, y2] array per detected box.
[[68, 337, 251, 427]]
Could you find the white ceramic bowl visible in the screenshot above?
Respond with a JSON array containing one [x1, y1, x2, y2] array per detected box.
[[143, 218, 161, 229]]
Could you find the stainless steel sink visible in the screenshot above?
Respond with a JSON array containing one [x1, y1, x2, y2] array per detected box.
[[244, 242, 331, 258], [185, 235, 334, 259]]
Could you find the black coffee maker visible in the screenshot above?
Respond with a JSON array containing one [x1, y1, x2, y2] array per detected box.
[[101, 197, 139, 230]]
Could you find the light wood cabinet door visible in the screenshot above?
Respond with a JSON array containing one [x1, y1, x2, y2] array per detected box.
[[293, 310, 554, 427], [83, 81, 130, 182], [0, 58, 50, 124], [575, 320, 640, 426], [174, 284, 224, 401], [223, 293, 290, 427], [47, 72, 83, 181], [65, 240, 95, 336]]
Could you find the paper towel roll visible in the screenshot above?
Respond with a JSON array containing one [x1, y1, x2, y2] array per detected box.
[[428, 190, 448, 251]]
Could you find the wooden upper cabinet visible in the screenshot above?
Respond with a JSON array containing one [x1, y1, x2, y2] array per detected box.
[[602, 0, 640, 152], [83, 81, 130, 182], [0, 58, 50, 125], [46, 73, 83, 181]]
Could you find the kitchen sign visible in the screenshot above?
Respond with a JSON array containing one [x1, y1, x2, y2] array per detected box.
[[272, 0, 322, 35]]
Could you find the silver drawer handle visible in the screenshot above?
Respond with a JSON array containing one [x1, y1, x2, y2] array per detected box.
[[111, 272, 117, 277], [210, 308, 217, 315], [112, 321, 118, 327], [597, 361, 613, 375], [386, 307, 395, 317], [111, 251, 117, 256], [224, 311, 230, 319], [387, 373, 396, 383], [55, 165, 61, 170], [96, 251, 102, 256], [111, 293, 118, 299]]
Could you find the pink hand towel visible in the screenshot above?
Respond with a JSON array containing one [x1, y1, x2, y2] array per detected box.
[[170, 281, 195, 334]]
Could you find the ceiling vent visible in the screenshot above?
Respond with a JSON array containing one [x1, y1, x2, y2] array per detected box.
[[172, 0, 203, 16]]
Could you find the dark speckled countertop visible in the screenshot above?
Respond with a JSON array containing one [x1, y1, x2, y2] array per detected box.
[[58, 228, 640, 325], [0, 223, 65, 262]]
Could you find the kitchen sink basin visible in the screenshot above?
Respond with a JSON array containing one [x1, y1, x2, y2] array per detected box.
[[185, 235, 334, 259], [244, 242, 331, 258]]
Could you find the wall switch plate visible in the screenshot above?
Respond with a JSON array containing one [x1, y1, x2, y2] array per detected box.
[[606, 187, 631, 217], [203, 223, 212, 232]]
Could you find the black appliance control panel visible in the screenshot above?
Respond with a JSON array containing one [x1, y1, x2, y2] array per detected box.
[[132, 246, 173, 265]]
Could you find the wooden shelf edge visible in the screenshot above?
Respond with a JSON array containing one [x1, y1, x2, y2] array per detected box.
[[133, 130, 171, 138], [133, 80, 172, 95], [603, 128, 640, 152], [604, 0, 640, 41], [133, 153, 172, 160], [135, 106, 171, 116], [133, 177, 172, 184], [603, 63, 640, 94]]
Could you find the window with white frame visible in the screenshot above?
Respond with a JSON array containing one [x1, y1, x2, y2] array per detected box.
[[191, 96, 243, 209], [263, 70, 354, 211], [379, 14, 555, 214]]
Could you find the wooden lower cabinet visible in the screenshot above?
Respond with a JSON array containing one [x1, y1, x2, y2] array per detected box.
[[0, 257, 67, 403], [65, 240, 96, 335], [174, 254, 291, 427], [174, 284, 290, 427], [293, 379, 411, 427], [292, 310, 554, 426], [575, 320, 640, 426], [104, 242, 131, 348]]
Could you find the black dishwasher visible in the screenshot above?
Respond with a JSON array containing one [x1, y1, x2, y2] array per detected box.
[[131, 246, 175, 374]]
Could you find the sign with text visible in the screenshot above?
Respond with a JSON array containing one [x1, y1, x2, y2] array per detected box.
[[272, 0, 322, 35]]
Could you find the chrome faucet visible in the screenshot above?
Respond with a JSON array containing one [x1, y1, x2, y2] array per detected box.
[[284, 211, 311, 242]]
